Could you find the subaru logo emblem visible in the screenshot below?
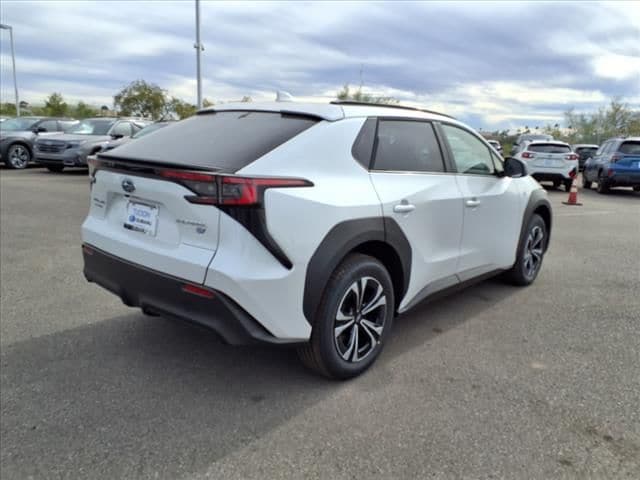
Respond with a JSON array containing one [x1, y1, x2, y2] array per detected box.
[[121, 178, 135, 193]]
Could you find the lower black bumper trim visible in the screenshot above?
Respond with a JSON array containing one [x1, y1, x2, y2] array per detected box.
[[82, 244, 292, 345]]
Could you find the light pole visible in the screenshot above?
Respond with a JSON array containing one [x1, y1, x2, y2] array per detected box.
[[194, 0, 204, 109], [0, 23, 20, 116]]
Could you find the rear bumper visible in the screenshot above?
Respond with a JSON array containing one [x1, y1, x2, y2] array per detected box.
[[532, 172, 572, 182], [608, 172, 640, 187], [82, 244, 294, 345]]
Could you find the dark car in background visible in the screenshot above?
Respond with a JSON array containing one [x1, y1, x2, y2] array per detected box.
[[99, 120, 173, 152], [34, 117, 149, 172], [0, 117, 78, 169], [583, 137, 640, 193], [571, 144, 599, 171], [510, 133, 554, 156]]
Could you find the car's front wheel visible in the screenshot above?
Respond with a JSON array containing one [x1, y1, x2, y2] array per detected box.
[[504, 213, 547, 286], [298, 253, 394, 379], [5, 143, 31, 169]]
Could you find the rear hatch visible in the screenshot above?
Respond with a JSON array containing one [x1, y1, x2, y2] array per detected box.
[[612, 140, 640, 172], [82, 111, 318, 284], [527, 143, 574, 169]]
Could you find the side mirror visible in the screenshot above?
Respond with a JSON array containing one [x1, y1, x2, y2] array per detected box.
[[111, 133, 124, 139], [504, 157, 527, 178], [34, 127, 47, 133]]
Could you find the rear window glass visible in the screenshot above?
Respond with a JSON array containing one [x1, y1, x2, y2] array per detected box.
[[575, 147, 597, 153], [100, 111, 318, 172], [373, 120, 445, 172], [528, 143, 571, 153], [352, 118, 376, 168], [619, 141, 640, 155]]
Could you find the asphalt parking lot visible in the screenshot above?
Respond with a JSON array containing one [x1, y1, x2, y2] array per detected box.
[[1, 167, 639, 479]]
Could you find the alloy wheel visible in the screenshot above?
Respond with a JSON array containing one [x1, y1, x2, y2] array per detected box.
[[523, 225, 544, 279], [334, 276, 387, 362], [9, 145, 30, 169]]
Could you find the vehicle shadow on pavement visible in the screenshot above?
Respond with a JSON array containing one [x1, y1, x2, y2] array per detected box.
[[0, 279, 516, 479]]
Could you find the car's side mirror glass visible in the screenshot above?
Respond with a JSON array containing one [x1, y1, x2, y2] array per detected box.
[[504, 157, 527, 178]]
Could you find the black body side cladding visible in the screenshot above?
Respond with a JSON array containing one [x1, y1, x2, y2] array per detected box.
[[302, 217, 411, 322], [519, 188, 552, 253]]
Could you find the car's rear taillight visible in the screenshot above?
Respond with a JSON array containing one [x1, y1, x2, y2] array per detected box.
[[565, 153, 579, 161], [521, 151, 535, 159], [158, 169, 312, 206]]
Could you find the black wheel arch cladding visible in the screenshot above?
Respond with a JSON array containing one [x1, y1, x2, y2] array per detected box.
[[520, 188, 552, 253], [303, 217, 411, 323]]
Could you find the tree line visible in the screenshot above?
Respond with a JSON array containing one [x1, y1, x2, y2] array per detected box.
[[1, 81, 638, 145], [0, 80, 248, 120]]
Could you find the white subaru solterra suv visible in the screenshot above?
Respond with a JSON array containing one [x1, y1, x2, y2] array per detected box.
[[82, 101, 552, 379]]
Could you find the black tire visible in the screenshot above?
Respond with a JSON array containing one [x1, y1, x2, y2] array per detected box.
[[297, 253, 395, 379], [552, 180, 561, 189], [633, 186, 640, 192], [46, 165, 64, 173], [564, 180, 573, 192], [503, 214, 547, 286], [4, 143, 31, 169], [596, 173, 609, 194], [582, 175, 592, 189]]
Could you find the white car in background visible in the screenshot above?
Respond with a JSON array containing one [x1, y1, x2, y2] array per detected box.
[[512, 140, 578, 191], [82, 101, 552, 378]]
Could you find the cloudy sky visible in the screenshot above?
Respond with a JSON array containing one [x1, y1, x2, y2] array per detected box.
[[1, 1, 639, 130]]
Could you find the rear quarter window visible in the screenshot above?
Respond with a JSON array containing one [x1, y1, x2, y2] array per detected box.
[[619, 141, 640, 155], [528, 144, 571, 154], [100, 111, 318, 172]]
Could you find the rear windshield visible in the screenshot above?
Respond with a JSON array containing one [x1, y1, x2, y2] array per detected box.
[[619, 141, 640, 155], [528, 143, 571, 153], [100, 111, 318, 171]]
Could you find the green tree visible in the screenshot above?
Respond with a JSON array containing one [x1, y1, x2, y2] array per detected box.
[[44, 93, 68, 116], [563, 98, 640, 143], [337, 84, 398, 105], [165, 97, 197, 119], [114, 80, 167, 119], [0, 102, 17, 116], [72, 101, 98, 119]]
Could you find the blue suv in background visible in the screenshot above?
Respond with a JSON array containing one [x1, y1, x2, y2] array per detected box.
[[583, 137, 640, 194]]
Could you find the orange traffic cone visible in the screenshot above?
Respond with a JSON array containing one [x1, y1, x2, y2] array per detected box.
[[562, 175, 582, 206]]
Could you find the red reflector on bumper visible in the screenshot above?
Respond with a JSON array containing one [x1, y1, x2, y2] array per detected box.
[[182, 284, 215, 299]]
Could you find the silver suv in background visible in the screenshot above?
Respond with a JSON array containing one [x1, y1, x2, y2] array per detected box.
[[0, 117, 78, 169], [34, 118, 149, 172]]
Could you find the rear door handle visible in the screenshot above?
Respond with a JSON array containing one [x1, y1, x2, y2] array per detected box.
[[465, 199, 481, 208], [393, 203, 416, 214]]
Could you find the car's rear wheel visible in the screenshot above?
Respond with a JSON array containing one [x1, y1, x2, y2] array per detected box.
[[596, 173, 610, 194], [504, 214, 546, 286], [298, 253, 394, 379], [5, 143, 31, 169], [582, 175, 592, 189], [46, 165, 65, 173]]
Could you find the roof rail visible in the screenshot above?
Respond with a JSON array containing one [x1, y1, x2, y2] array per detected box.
[[330, 100, 456, 119]]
